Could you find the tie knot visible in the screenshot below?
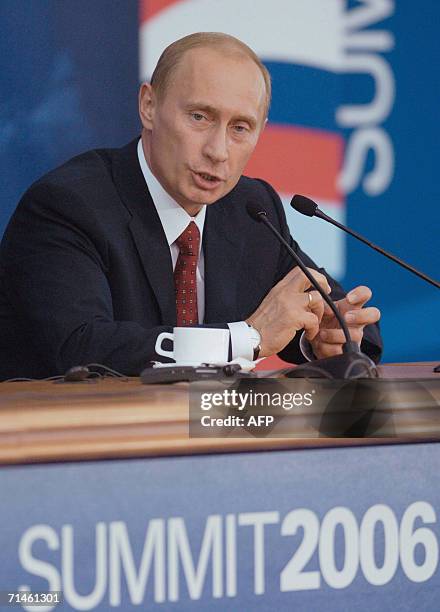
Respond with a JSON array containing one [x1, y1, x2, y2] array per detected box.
[[175, 221, 200, 256]]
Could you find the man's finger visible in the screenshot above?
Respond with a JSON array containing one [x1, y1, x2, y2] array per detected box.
[[345, 306, 381, 326], [345, 285, 373, 309], [323, 301, 334, 316], [331, 285, 373, 318], [319, 327, 363, 345], [312, 341, 344, 358], [302, 311, 320, 341], [306, 269, 331, 295], [306, 290, 324, 323], [282, 266, 331, 294]]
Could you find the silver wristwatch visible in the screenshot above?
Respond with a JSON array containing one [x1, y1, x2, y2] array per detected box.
[[247, 324, 262, 360]]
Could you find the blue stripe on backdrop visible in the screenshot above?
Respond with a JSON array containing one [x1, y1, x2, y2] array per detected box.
[[265, 62, 340, 131], [342, 4, 439, 362]]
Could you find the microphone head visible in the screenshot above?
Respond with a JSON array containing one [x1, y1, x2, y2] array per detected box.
[[246, 202, 267, 222], [290, 194, 318, 217]]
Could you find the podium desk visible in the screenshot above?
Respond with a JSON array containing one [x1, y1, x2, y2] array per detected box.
[[0, 363, 439, 611]]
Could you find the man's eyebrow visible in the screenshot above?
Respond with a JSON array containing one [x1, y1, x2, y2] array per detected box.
[[185, 102, 218, 115], [185, 102, 258, 128]]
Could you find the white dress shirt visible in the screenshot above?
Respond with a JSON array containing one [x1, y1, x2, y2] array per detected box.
[[137, 140, 255, 360]]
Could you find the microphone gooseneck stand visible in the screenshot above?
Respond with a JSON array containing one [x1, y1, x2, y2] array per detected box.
[[290, 194, 440, 373], [246, 202, 377, 379]]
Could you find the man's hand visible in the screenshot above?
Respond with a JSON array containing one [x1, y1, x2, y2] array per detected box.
[[310, 285, 380, 359], [246, 267, 331, 357]]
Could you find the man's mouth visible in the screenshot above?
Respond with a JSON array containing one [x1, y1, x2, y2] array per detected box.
[[191, 170, 224, 189], [198, 172, 218, 182], [195, 171, 223, 182]]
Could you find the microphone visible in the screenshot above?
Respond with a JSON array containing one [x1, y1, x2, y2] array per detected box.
[[246, 202, 377, 379], [291, 195, 440, 290]]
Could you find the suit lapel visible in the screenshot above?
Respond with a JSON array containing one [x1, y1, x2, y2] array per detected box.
[[113, 139, 246, 326], [203, 193, 245, 323], [112, 139, 176, 325]]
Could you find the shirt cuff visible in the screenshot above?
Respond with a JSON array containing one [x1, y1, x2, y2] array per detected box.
[[227, 321, 254, 361], [299, 331, 315, 362]]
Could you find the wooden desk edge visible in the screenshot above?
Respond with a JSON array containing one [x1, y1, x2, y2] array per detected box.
[[0, 362, 438, 466], [0, 435, 435, 467]]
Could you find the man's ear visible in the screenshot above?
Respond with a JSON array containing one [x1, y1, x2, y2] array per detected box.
[[255, 117, 268, 144], [139, 82, 156, 129], [257, 116, 268, 139]]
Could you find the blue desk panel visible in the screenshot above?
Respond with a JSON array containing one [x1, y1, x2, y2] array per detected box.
[[1, 443, 439, 610]]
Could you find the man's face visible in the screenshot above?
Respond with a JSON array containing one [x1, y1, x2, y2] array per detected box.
[[140, 47, 267, 214]]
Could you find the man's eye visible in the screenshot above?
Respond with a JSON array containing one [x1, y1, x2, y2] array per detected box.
[[191, 113, 205, 121], [233, 124, 248, 133]]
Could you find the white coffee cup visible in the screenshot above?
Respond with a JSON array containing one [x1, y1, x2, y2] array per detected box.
[[155, 327, 230, 365]]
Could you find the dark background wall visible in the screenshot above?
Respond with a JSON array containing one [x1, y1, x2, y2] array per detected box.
[[0, 0, 140, 224]]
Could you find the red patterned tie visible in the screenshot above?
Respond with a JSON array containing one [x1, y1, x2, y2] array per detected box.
[[174, 221, 200, 326]]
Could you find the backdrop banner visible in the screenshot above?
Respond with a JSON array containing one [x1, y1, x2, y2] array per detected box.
[[2, 0, 439, 361]]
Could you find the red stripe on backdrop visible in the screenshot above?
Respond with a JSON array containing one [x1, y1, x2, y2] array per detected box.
[[245, 124, 344, 203], [140, 0, 181, 22]]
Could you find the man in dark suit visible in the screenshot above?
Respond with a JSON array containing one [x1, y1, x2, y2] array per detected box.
[[0, 33, 381, 380]]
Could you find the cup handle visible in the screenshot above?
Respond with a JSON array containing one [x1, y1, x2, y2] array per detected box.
[[155, 332, 174, 359]]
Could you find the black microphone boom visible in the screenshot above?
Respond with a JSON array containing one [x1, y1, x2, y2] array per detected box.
[[246, 202, 377, 379], [246, 203, 354, 346], [291, 195, 440, 290]]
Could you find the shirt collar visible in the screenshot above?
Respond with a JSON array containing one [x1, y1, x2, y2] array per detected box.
[[137, 139, 206, 247]]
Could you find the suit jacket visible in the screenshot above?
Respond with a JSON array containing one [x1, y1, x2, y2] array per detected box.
[[0, 138, 382, 379]]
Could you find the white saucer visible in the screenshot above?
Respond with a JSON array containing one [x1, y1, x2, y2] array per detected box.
[[152, 361, 227, 368], [151, 357, 260, 372]]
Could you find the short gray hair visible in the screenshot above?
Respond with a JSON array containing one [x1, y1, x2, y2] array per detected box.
[[150, 32, 271, 118]]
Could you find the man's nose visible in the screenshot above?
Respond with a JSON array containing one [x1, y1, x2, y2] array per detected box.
[[203, 127, 229, 163]]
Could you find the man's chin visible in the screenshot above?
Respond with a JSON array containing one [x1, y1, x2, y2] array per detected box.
[[185, 185, 228, 207]]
